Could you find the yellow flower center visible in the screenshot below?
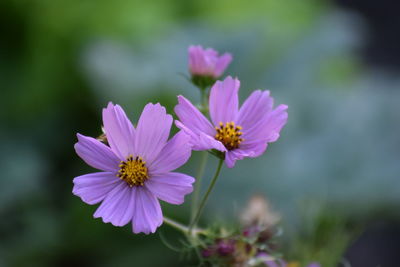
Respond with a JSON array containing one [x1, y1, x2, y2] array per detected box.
[[215, 121, 244, 150], [117, 156, 149, 187]]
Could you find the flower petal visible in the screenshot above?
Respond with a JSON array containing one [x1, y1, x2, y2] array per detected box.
[[93, 181, 134, 227], [102, 102, 135, 160], [174, 95, 215, 136], [188, 45, 204, 75], [175, 121, 226, 152], [214, 53, 232, 77], [74, 134, 120, 172], [145, 172, 195, 205], [132, 187, 163, 234], [242, 104, 288, 143], [225, 140, 269, 168], [198, 132, 227, 152], [203, 48, 219, 75], [209, 76, 239, 125], [73, 172, 122, 205], [239, 140, 268, 158], [148, 131, 192, 174], [225, 150, 248, 168], [236, 90, 273, 130], [134, 103, 173, 164]]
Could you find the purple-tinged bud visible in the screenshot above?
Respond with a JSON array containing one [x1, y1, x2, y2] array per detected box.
[[216, 239, 236, 256], [188, 45, 232, 89], [201, 247, 214, 258]]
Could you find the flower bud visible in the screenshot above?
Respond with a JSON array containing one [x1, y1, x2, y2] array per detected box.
[[216, 239, 236, 256], [188, 45, 232, 88]]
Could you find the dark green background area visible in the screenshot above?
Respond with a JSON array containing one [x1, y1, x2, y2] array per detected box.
[[1, 0, 400, 266]]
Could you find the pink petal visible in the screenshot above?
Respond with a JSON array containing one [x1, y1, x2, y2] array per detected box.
[[225, 150, 248, 168], [188, 45, 203, 75], [236, 90, 273, 131], [174, 95, 215, 136], [134, 103, 173, 164], [132, 187, 163, 234], [145, 172, 195, 205], [73, 172, 122, 205], [198, 132, 227, 152], [102, 102, 135, 160], [93, 182, 134, 227], [239, 140, 268, 158], [214, 53, 232, 77], [204, 47, 218, 58], [243, 104, 288, 143], [225, 140, 269, 168], [203, 48, 219, 76], [209, 76, 240, 126], [74, 134, 120, 172], [175, 121, 226, 152], [148, 131, 192, 174]]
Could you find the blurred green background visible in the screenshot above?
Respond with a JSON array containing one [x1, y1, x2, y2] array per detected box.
[[1, 0, 400, 266]]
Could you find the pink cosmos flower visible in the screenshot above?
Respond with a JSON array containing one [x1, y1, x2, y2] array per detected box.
[[174, 76, 288, 168], [188, 45, 232, 78], [73, 102, 195, 234]]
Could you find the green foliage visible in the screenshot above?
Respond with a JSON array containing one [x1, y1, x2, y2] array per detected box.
[[286, 209, 359, 267]]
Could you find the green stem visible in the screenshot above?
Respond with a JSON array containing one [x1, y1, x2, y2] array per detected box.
[[163, 216, 189, 234], [199, 87, 208, 114], [189, 159, 224, 233], [190, 151, 209, 223]]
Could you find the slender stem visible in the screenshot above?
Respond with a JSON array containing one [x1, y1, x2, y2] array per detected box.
[[201, 88, 208, 112], [163, 216, 189, 234], [189, 159, 224, 233], [199, 87, 209, 114], [190, 151, 209, 222]]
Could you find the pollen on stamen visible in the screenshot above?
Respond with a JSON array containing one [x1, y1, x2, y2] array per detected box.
[[214, 121, 244, 150], [117, 155, 149, 187]]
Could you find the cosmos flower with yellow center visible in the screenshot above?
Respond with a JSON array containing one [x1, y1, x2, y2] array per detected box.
[[175, 76, 288, 168], [73, 102, 195, 234]]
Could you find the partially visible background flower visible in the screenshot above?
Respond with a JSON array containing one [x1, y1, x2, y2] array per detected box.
[[175, 76, 288, 168], [255, 252, 286, 267], [240, 194, 280, 229], [73, 102, 194, 234], [188, 45, 232, 88]]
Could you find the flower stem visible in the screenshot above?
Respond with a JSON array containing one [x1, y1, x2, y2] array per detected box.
[[163, 216, 189, 234], [199, 86, 209, 114], [189, 158, 224, 233], [190, 151, 209, 223]]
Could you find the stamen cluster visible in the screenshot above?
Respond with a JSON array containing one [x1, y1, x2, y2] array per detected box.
[[215, 122, 243, 150], [117, 155, 149, 187]]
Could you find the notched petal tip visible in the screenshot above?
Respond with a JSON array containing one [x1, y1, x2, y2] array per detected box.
[[221, 75, 239, 84], [131, 188, 163, 234], [101, 101, 136, 160], [176, 94, 189, 104], [104, 101, 116, 111]]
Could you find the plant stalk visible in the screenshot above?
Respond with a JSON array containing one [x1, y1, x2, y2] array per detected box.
[[189, 158, 224, 233], [190, 151, 209, 223]]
